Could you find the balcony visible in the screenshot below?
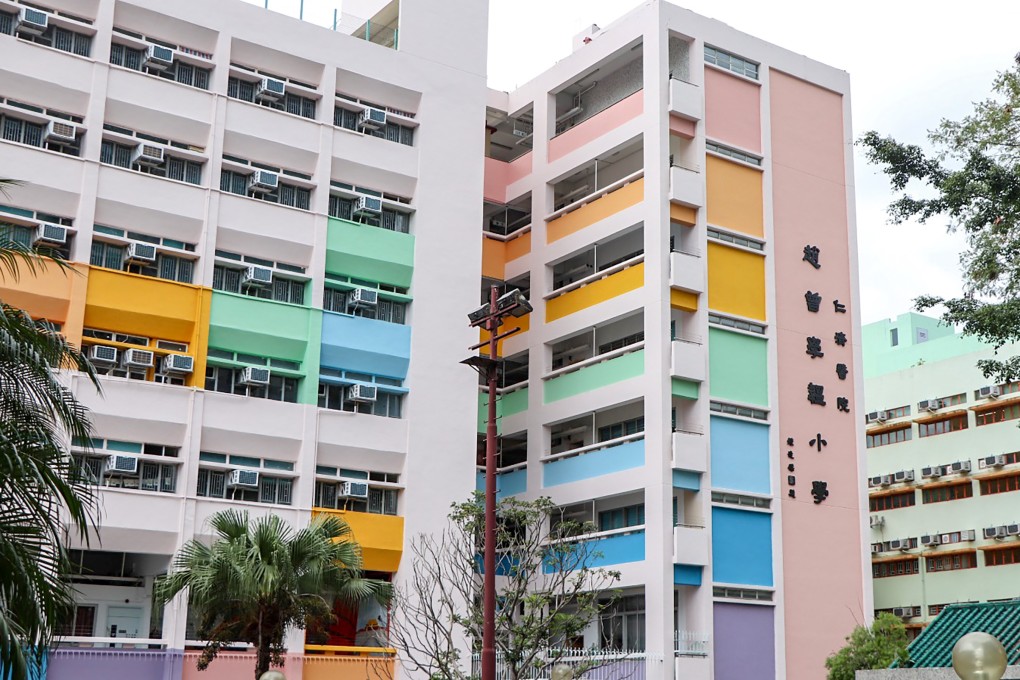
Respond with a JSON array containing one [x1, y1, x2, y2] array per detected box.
[[321, 311, 411, 380], [201, 390, 306, 456], [313, 509, 404, 572], [1, 140, 85, 215], [477, 384, 529, 434], [303, 651, 395, 680], [669, 79, 703, 121], [674, 524, 710, 566], [670, 165, 705, 208], [85, 490, 183, 554], [671, 338, 706, 383], [549, 90, 643, 163], [546, 527, 645, 572], [46, 647, 178, 680], [208, 292, 317, 367], [670, 249, 705, 294], [475, 464, 527, 500], [316, 407, 409, 463], [545, 346, 644, 403], [543, 433, 645, 487], [326, 217, 414, 288], [673, 428, 708, 473], [75, 377, 193, 443], [0, 36, 93, 114], [106, 67, 214, 148], [0, 260, 86, 344], [96, 164, 207, 240], [545, 258, 644, 323], [547, 162, 644, 243], [217, 192, 316, 266]]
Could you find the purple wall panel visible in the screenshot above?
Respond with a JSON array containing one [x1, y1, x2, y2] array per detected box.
[[46, 650, 182, 680], [713, 602, 775, 680]]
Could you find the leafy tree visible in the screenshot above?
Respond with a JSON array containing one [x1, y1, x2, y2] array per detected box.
[[391, 494, 623, 680], [860, 55, 1020, 382], [825, 613, 910, 680], [0, 179, 100, 680], [156, 509, 392, 680]]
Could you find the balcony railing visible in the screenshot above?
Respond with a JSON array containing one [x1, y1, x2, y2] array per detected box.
[[675, 630, 710, 656], [543, 431, 644, 464], [56, 636, 167, 649], [305, 644, 396, 657], [547, 170, 644, 223], [543, 340, 645, 383]]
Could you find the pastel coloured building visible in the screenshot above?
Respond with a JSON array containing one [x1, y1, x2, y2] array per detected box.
[[864, 313, 1020, 636], [479, 4, 867, 680], [0, 0, 483, 678]]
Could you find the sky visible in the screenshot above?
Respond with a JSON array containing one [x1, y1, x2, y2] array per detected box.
[[252, 0, 1019, 325]]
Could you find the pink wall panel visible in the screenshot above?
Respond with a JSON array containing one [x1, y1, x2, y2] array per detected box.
[[704, 67, 761, 153], [547, 90, 643, 162], [769, 70, 864, 680], [483, 156, 509, 204], [669, 114, 696, 139], [507, 150, 532, 186]]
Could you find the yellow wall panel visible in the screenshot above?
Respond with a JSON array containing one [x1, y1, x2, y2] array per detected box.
[[670, 289, 699, 312], [505, 230, 531, 262], [705, 155, 764, 238], [547, 178, 644, 243], [670, 203, 697, 226], [707, 242, 766, 320], [481, 236, 505, 279], [546, 262, 644, 322], [0, 261, 88, 347], [479, 313, 530, 357], [314, 509, 405, 573]]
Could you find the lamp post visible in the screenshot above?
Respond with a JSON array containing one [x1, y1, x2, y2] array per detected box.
[[258, 671, 286, 680], [463, 285, 532, 680], [952, 632, 1008, 680]]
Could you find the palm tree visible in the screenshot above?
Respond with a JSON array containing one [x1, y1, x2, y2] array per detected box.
[[157, 509, 393, 679], [0, 179, 100, 680]]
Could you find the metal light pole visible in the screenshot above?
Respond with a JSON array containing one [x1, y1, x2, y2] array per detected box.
[[463, 285, 532, 680]]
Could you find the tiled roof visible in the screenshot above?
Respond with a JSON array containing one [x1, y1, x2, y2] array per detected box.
[[902, 601, 1020, 667]]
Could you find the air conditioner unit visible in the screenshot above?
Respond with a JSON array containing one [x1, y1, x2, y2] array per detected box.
[[876, 410, 889, 422], [132, 143, 165, 167], [898, 540, 912, 552], [963, 529, 977, 542], [868, 476, 883, 488], [984, 526, 1007, 540], [44, 120, 77, 144], [127, 242, 157, 263], [879, 475, 892, 487], [239, 366, 270, 386], [353, 195, 383, 217], [951, 461, 972, 474], [986, 455, 1007, 468], [922, 466, 942, 479], [122, 348, 154, 368], [228, 469, 260, 488], [347, 384, 377, 402], [894, 470, 915, 483], [16, 7, 49, 35], [348, 287, 378, 308], [1007, 524, 1020, 536], [979, 385, 1002, 399], [358, 107, 387, 131], [88, 344, 119, 365], [871, 544, 882, 554], [248, 169, 279, 193], [105, 454, 138, 475], [33, 223, 67, 246], [870, 515, 885, 528], [161, 354, 194, 374], [921, 534, 941, 547], [339, 479, 370, 498], [144, 44, 175, 70], [919, 398, 941, 412], [256, 77, 286, 101], [887, 539, 904, 550], [892, 607, 914, 619], [242, 265, 273, 287]]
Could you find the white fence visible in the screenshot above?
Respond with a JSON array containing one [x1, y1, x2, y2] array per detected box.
[[470, 649, 656, 680]]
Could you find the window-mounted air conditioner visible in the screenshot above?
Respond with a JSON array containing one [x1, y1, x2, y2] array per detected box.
[[127, 242, 157, 263], [122, 348, 154, 368], [248, 169, 279, 193], [919, 398, 941, 412], [879, 475, 892, 487], [256, 77, 286, 101], [894, 470, 914, 483], [33, 223, 67, 246], [871, 544, 882, 554], [347, 384, 377, 402], [16, 7, 48, 35], [985, 455, 1007, 468], [358, 107, 387, 131], [868, 476, 883, 488], [979, 385, 1002, 399], [243, 265, 273, 287], [886, 539, 904, 550], [144, 44, 175, 70], [922, 466, 942, 479], [870, 515, 885, 529], [984, 526, 1007, 540], [353, 195, 383, 217], [950, 461, 972, 474], [132, 143, 165, 167], [105, 454, 139, 475], [921, 534, 941, 547], [162, 354, 194, 374], [44, 120, 77, 144], [348, 287, 378, 308], [228, 469, 260, 488], [891, 607, 914, 619], [89, 344, 119, 365], [239, 366, 270, 386], [339, 480, 370, 498]]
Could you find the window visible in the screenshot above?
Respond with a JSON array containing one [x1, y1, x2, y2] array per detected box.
[[11, 22, 92, 56], [313, 481, 399, 514], [317, 382, 403, 418], [985, 547, 1020, 567], [872, 558, 919, 579], [600, 594, 644, 652], [197, 468, 292, 505], [599, 332, 644, 355], [869, 490, 916, 512], [110, 43, 211, 90], [101, 140, 203, 184], [710, 401, 768, 421], [922, 482, 973, 504], [204, 366, 299, 403], [1, 114, 81, 156], [890, 328, 899, 347], [887, 405, 911, 419], [154, 254, 194, 283], [705, 142, 761, 166], [89, 241, 126, 269], [0, 224, 32, 248], [977, 402, 1020, 426], [598, 504, 644, 532], [980, 473, 1020, 496], [72, 454, 176, 493], [866, 426, 912, 448], [707, 227, 765, 251], [926, 552, 976, 572], [56, 605, 96, 637], [713, 587, 773, 602], [212, 265, 305, 304], [334, 106, 414, 145], [597, 417, 644, 442], [220, 170, 310, 209], [227, 77, 316, 119], [708, 313, 765, 335], [328, 195, 410, 233], [711, 491, 771, 509], [323, 287, 407, 323], [918, 414, 968, 438], [704, 45, 758, 79]]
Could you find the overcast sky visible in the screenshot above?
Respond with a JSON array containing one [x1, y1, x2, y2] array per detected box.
[[254, 0, 1017, 325]]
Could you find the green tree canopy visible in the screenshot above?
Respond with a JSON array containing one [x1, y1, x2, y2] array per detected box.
[[825, 613, 910, 680], [156, 509, 392, 680], [860, 56, 1020, 382]]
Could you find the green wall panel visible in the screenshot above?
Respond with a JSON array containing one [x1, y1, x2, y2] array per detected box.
[[708, 328, 768, 406], [544, 350, 644, 403], [477, 387, 529, 434], [672, 378, 700, 399], [326, 218, 415, 288]]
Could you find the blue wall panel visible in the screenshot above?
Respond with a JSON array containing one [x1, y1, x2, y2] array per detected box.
[[543, 439, 644, 487], [547, 530, 645, 572], [673, 469, 701, 491], [710, 416, 771, 494], [711, 507, 772, 586], [674, 564, 703, 586], [320, 311, 411, 379]]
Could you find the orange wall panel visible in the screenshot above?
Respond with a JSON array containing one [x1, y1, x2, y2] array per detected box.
[[706, 156, 763, 238], [547, 177, 644, 244], [670, 203, 697, 226], [481, 236, 506, 279], [0, 261, 88, 347], [505, 230, 531, 262]]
